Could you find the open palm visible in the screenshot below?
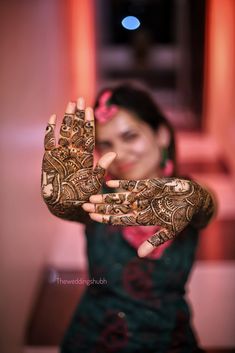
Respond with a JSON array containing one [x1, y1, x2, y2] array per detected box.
[[83, 178, 213, 256], [41, 99, 115, 219]]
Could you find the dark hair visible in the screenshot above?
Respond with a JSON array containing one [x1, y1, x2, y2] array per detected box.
[[94, 83, 177, 175]]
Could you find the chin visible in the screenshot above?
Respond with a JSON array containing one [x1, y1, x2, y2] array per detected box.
[[111, 164, 153, 180], [119, 170, 146, 180]]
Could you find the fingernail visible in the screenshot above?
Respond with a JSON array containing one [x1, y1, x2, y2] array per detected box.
[[65, 102, 76, 114], [82, 203, 91, 211], [77, 97, 84, 110], [89, 196, 96, 202], [85, 107, 93, 121], [49, 114, 56, 125], [89, 213, 97, 221]]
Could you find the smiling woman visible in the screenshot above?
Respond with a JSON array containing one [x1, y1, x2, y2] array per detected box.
[[41, 83, 215, 352], [95, 84, 176, 180], [96, 108, 164, 180]]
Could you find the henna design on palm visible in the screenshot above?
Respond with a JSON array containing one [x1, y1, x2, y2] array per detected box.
[[41, 104, 105, 220], [83, 178, 215, 256]]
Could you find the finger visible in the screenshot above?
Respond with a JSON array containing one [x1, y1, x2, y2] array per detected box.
[[49, 114, 56, 125], [71, 117, 84, 149], [89, 213, 137, 225], [71, 99, 86, 149], [89, 192, 136, 205], [107, 180, 138, 191], [107, 179, 149, 192], [82, 203, 96, 212], [85, 106, 94, 122], [90, 152, 116, 187], [105, 180, 119, 188], [76, 97, 85, 110], [137, 229, 173, 258], [71, 97, 86, 149], [66, 101, 77, 114], [83, 107, 95, 153], [44, 114, 56, 151], [97, 152, 116, 170], [58, 102, 76, 147], [82, 202, 132, 215]]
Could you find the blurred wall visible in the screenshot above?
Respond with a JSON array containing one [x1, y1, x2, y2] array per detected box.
[[204, 0, 235, 177], [0, 1, 86, 352]]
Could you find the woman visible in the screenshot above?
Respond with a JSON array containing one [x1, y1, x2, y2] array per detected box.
[[41, 84, 215, 352]]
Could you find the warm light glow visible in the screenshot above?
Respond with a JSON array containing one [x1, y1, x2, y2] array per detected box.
[[68, 0, 96, 105], [204, 0, 235, 132], [203, 0, 235, 254]]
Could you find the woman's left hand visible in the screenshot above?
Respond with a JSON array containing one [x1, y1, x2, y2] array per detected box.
[[82, 178, 213, 257]]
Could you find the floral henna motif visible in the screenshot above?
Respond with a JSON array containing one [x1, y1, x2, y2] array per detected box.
[[41, 109, 105, 220], [91, 178, 214, 247], [96, 203, 132, 215]]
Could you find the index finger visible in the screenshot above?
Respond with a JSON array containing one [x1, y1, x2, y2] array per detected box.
[[70, 97, 86, 149], [58, 101, 76, 147], [83, 107, 95, 153], [106, 179, 149, 192], [77, 97, 85, 110], [89, 192, 137, 205]]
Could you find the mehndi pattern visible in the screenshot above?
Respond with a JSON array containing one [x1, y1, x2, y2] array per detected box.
[[41, 110, 105, 220], [90, 178, 214, 247]]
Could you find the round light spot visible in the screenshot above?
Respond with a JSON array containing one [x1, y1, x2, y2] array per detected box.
[[118, 311, 126, 318], [121, 16, 140, 30]]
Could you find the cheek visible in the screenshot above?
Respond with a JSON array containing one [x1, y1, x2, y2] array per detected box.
[[134, 138, 161, 163], [133, 138, 163, 178], [125, 135, 157, 157], [131, 139, 149, 155]]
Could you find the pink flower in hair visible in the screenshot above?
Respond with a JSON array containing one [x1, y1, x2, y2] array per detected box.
[[95, 90, 118, 123]]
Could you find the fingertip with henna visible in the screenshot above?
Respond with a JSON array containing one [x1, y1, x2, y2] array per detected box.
[[137, 241, 154, 258], [49, 114, 56, 125], [106, 180, 119, 188], [85, 107, 94, 121], [77, 97, 85, 110], [65, 101, 76, 114]]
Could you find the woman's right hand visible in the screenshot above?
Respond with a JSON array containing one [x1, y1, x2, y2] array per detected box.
[[41, 98, 116, 220]]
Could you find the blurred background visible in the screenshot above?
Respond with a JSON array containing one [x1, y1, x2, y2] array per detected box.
[[0, 0, 235, 352]]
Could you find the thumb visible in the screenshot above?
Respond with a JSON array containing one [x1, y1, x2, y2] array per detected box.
[[96, 152, 117, 170]]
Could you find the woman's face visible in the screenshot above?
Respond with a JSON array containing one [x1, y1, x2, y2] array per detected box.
[[96, 108, 165, 180]]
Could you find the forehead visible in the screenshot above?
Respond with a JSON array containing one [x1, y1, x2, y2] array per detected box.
[[96, 108, 147, 139]]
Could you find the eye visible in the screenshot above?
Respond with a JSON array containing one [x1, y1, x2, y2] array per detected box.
[[123, 132, 139, 142], [96, 141, 112, 152]]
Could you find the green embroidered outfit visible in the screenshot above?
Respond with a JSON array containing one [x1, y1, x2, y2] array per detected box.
[[61, 221, 205, 353]]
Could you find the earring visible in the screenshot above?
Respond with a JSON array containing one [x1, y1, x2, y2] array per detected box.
[[160, 148, 174, 177]]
